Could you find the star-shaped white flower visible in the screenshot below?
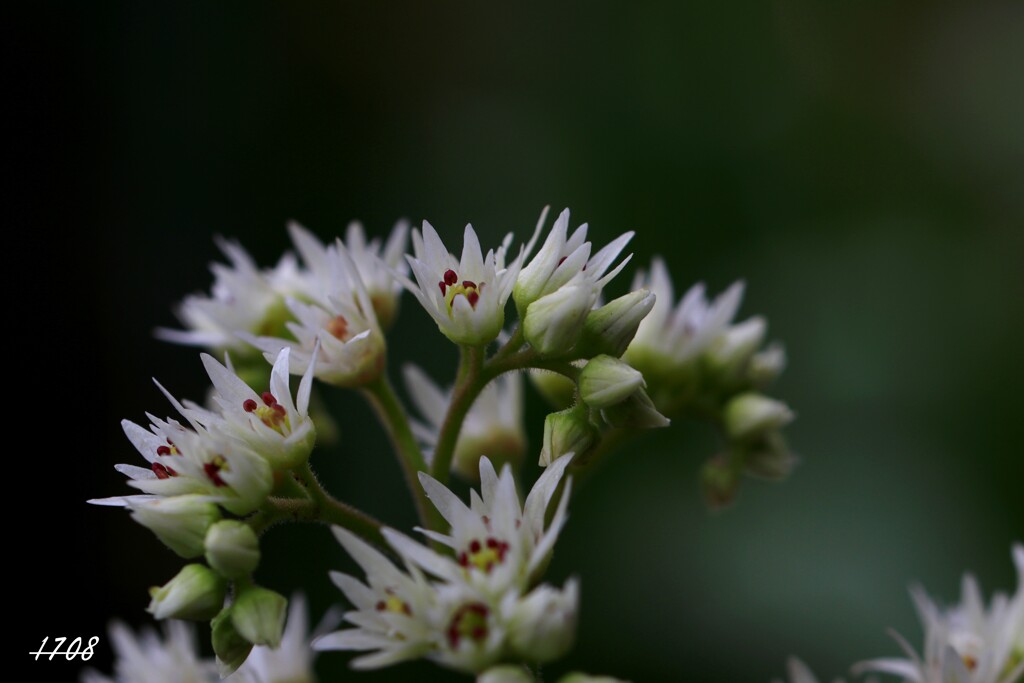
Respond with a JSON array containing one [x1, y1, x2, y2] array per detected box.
[[855, 543, 1024, 683], [385, 454, 574, 599], [513, 207, 633, 316], [182, 347, 317, 470], [92, 397, 273, 516], [400, 221, 522, 346], [404, 363, 525, 479]]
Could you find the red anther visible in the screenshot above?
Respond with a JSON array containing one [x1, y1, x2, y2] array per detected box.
[[481, 515, 490, 527], [152, 462, 173, 479], [444, 269, 458, 285], [272, 403, 286, 415], [261, 392, 277, 406], [242, 399, 258, 412], [403, 603, 412, 616], [438, 281, 447, 295], [469, 540, 481, 553], [458, 552, 468, 567], [375, 601, 386, 612], [462, 280, 476, 289], [156, 446, 171, 456], [327, 315, 350, 341], [466, 291, 479, 307], [557, 256, 567, 266], [204, 462, 227, 487], [486, 538, 498, 549]]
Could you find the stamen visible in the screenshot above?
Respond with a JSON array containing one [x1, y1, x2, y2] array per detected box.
[[204, 457, 228, 487], [242, 399, 258, 412], [152, 462, 176, 479], [156, 446, 171, 456], [447, 602, 489, 649], [261, 392, 277, 406], [327, 315, 350, 341], [444, 269, 458, 286], [466, 291, 479, 307], [462, 280, 476, 288], [438, 281, 447, 295]]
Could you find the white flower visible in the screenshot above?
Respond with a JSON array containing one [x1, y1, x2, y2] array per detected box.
[[80, 620, 216, 683], [403, 364, 526, 479], [287, 220, 409, 328], [182, 347, 317, 470], [230, 594, 333, 683], [156, 238, 293, 355], [624, 257, 746, 370], [504, 578, 579, 663], [513, 207, 633, 315], [314, 527, 437, 669], [245, 241, 386, 388], [92, 406, 273, 516], [400, 221, 522, 346], [386, 454, 575, 598], [854, 543, 1024, 683], [771, 657, 843, 683]]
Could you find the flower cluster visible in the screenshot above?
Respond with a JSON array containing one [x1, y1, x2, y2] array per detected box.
[[92, 206, 793, 680]]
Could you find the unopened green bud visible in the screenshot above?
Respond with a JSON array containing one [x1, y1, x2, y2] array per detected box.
[[205, 520, 260, 579], [579, 356, 645, 408], [232, 584, 287, 648], [147, 564, 226, 621], [576, 289, 656, 358], [211, 607, 253, 677], [724, 392, 794, 441], [478, 666, 536, 683], [529, 369, 577, 409], [600, 389, 670, 429], [749, 343, 787, 387], [541, 406, 597, 467], [744, 432, 798, 480], [701, 455, 740, 511], [508, 580, 579, 663], [129, 495, 221, 558], [523, 282, 597, 356]]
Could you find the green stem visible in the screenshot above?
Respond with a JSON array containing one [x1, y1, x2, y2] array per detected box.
[[361, 375, 441, 532], [491, 324, 525, 362], [430, 345, 485, 486], [260, 496, 387, 549]]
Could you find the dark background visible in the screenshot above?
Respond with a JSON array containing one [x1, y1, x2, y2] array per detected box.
[[14, 2, 1023, 681]]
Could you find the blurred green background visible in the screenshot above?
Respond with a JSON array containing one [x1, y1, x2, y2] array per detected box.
[[24, 2, 1023, 681]]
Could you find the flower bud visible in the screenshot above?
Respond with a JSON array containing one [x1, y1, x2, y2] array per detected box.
[[128, 495, 221, 559], [523, 282, 597, 357], [599, 389, 670, 429], [147, 564, 226, 621], [211, 607, 253, 676], [508, 580, 579, 663], [748, 343, 787, 386], [708, 317, 766, 370], [578, 356, 645, 408], [231, 584, 288, 648], [478, 666, 536, 683], [700, 455, 740, 511], [744, 432, 798, 480], [724, 392, 794, 441], [575, 289, 656, 358], [205, 520, 260, 579], [529, 369, 576, 410], [541, 406, 597, 467]]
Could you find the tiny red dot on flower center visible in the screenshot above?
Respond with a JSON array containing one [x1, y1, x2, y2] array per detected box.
[[444, 269, 458, 286], [327, 314, 350, 341], [204, 458, 228, 487], [242, 399, 258, 412]]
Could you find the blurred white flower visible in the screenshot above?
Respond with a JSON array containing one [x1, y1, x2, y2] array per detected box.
[[244, 240, 386, 387], [81, 620, 216, 683], [771, 657, 843, 683], [403, 363, 526, 479], [855, 543, 1024, 683], [156, 238, 293, 355]]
